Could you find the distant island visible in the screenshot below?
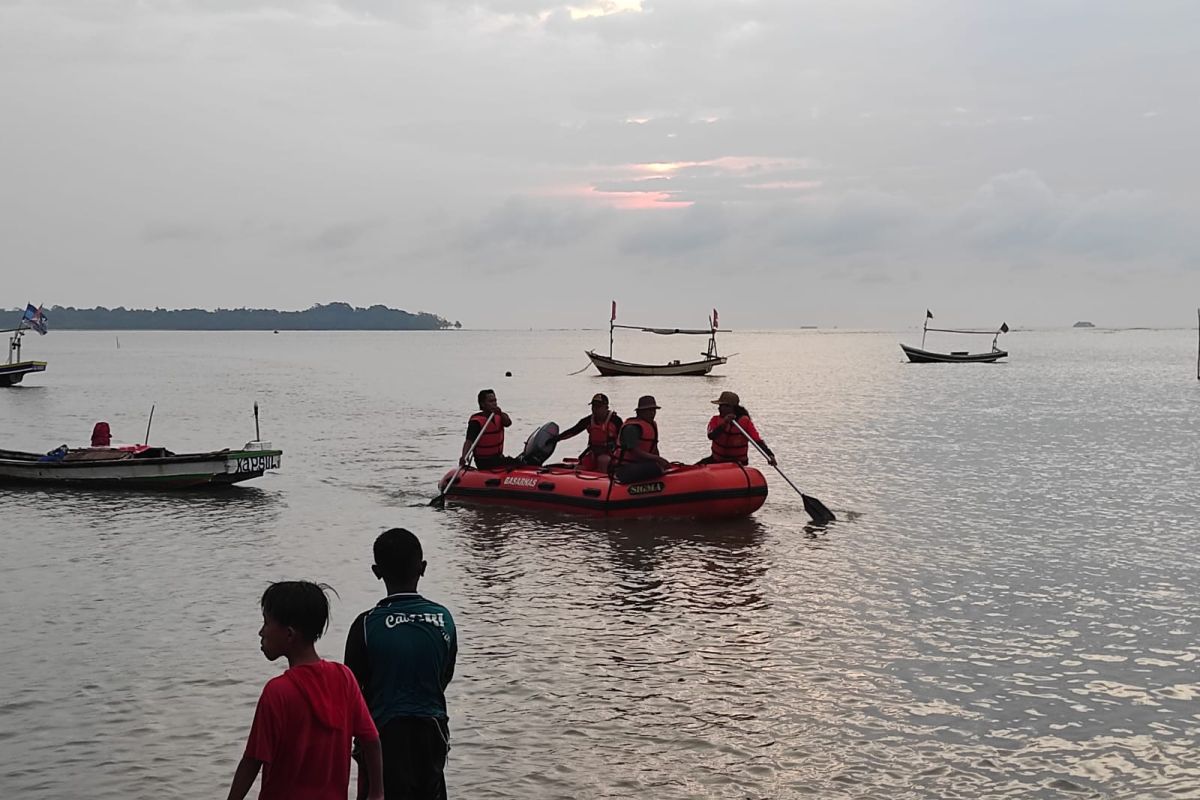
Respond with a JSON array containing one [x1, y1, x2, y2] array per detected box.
[[6, 302, 460, 331], [1073, 321, 1096, 328]]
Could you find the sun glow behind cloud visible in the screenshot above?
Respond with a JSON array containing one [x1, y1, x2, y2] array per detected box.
[[548, 155, 820, 210], [568, 1, 643, 21], [589, 187, 693, 209]]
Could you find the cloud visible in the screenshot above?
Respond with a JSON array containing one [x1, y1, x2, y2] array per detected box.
[[3, 0, 1200, 327], [142, 221, 221, 245], [302, 220, 383, 253]]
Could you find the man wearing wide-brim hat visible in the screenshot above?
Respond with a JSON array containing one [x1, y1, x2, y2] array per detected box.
[[699, 390, 776, 467], [613, 394, 672, 483]]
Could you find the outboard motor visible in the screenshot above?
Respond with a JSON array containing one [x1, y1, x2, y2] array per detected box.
[[521, 422, 559, 466]]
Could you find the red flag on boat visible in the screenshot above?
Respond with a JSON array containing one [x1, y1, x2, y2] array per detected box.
[[712, 308, 719, 329], [611, 300, 617, 321]]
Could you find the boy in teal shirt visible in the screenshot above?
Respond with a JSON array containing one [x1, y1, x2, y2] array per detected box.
[[345, 529, 457, 800]]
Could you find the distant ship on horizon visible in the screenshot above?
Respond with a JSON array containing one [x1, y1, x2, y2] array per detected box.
[[1073, 321, 1096, 328]]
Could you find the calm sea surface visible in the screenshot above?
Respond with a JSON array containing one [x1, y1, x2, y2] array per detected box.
[[2, 328, 1199, 799]]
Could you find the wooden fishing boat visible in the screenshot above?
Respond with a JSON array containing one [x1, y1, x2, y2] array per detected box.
[[437, 461, 767, 518], [585, 351, 726, 377], [0, 443, 282, 489], [899, 343, 1007, 364], [2, 308, 48, 386], [586, 303, 730, 377], [901, 311, 1009, 364]]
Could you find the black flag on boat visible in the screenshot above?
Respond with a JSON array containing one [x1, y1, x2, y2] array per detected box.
[[1000, 322, 1009, 333], [926, 309, 933, 319]]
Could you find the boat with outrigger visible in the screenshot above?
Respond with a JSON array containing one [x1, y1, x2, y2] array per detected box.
[[1, 304, 49, 387], [586, 302, 729, 376], [900, 310, 1009, 363]]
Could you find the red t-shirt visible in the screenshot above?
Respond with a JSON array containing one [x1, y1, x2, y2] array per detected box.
[[244, 660, 379, 800]]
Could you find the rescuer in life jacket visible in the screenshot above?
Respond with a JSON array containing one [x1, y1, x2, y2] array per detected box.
[[553, 393, 622, 473], [461, 389, 519, 470], [698, 391, 776, 466], [613, 395, 672, 483]]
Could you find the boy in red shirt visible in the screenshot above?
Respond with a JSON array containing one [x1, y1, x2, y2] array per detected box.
[[227, 581, 384, 800]]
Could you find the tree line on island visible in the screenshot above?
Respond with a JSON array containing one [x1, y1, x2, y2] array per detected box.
[[6, 302, 461, 331]]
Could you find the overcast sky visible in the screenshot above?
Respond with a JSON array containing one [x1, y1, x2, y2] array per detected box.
[[2, 1, 1197, 329]]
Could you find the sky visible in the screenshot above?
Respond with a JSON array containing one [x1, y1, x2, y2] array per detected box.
[[1, 0, 1198, 329]]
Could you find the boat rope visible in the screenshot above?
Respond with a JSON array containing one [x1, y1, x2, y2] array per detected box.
[[567, 360, 593, 375], [925, 327, 1004, 335]]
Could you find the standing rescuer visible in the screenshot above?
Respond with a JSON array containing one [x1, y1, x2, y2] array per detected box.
[[700, 390, 776, 466]]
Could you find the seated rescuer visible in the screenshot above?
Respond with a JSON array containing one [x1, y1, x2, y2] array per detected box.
[[700, 390, 776, 466], [613, 395, 672, 483], [461, 389, 519, 470], [553, 393, 621, 472]]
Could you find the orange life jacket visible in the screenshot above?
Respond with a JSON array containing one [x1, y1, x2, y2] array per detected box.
[[585, 412, 620, 454], [710, 415, 751, 464], [616, 417, 659, 464], [469, 412, 505, 460]]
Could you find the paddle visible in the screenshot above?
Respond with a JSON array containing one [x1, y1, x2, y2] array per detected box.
[[430, 412, 494, 508], [730, 418, 835, 524]]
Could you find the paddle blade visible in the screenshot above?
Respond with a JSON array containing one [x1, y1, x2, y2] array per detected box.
[[802, 493, 836, 524], [429, 494, 446, 508]]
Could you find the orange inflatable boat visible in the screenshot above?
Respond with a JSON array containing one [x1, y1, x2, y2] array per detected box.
[[436, 461, 768, 519]]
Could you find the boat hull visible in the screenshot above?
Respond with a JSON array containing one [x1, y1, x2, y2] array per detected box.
[[900, 344, 1007, 363], [438, 462, 767, 518], [586, 351, 727, 377], [0, 361, 47, 387], [0, 447, 282, 489]]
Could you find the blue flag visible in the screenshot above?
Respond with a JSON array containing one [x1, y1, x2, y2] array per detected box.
[[27, 305, 48, 335], [23, 303, 37, 321]]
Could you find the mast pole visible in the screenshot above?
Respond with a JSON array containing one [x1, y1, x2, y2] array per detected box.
[[8, 327, 23, 365], [921, 314, 928, 349]]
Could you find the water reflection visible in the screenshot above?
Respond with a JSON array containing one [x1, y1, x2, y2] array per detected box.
[[446, 502, 770, 613], [0, 484, 282, 520], [601, 517, 768, 612]]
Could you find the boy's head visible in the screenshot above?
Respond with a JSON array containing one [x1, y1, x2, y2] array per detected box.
[[258, 581, 332, 661], [372, 528, 426, 588], [477, 389, 497, 412]]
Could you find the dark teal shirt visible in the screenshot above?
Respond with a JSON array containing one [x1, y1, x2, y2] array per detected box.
[[344, 593, 457, 726]]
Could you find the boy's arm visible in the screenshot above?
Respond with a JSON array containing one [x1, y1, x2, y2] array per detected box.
[[226, 756, 262, 800], [359, 737, 385, 800], [441, 621, 458, 688], [344, 611, 370, 689]]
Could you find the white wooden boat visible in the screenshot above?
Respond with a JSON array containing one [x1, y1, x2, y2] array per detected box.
[[0, 443, 282, 489], [587, 304, 730, 376]]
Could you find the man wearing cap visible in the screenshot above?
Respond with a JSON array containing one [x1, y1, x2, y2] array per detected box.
[[613, 395, 672, 483], [553, 393, 623, 472], [700, 391, 777, 467]]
